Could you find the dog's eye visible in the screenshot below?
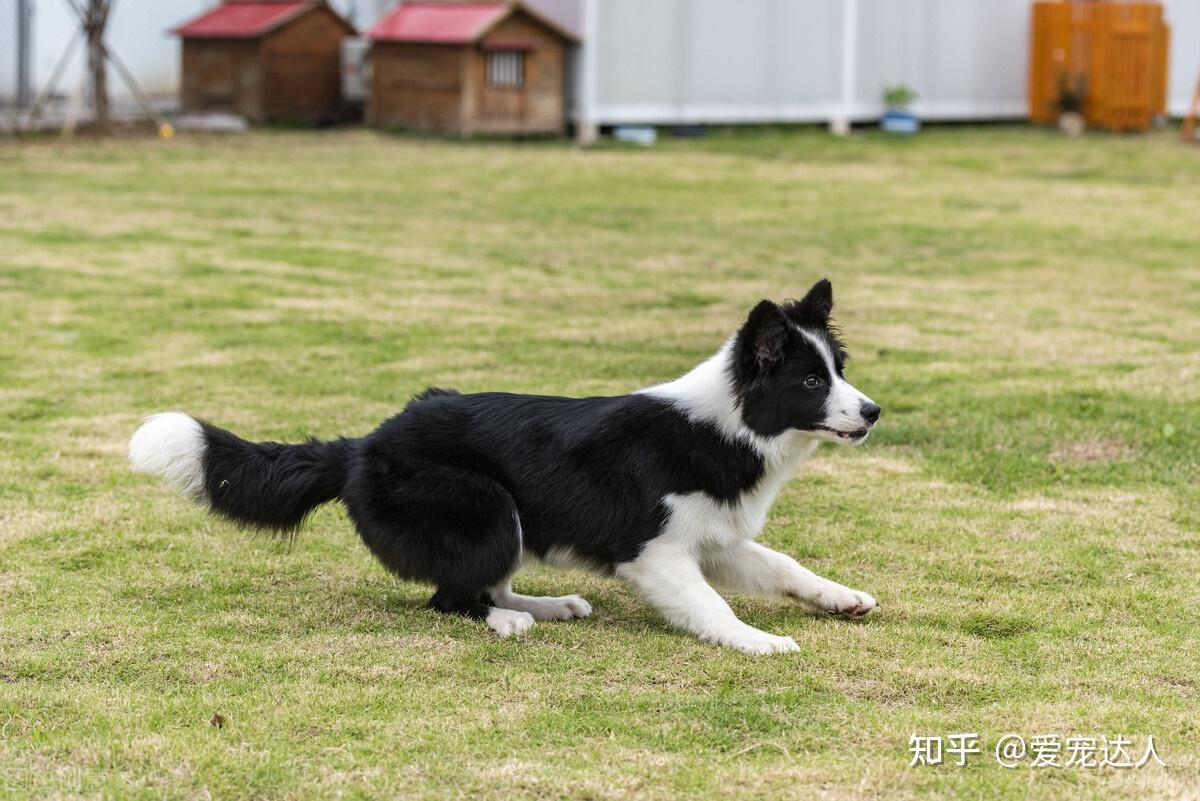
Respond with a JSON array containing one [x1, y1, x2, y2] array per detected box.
[[803, 375, 823, 389]]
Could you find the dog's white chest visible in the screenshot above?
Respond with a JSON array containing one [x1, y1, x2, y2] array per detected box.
[[661, 439, 819, 549], [663, 492, 770, 547]]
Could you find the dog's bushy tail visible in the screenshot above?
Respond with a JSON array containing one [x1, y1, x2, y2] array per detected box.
[[129, 412, 357, 532]]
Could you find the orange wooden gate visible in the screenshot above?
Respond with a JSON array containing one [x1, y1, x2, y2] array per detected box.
[[1030, 1, 1170, 132]]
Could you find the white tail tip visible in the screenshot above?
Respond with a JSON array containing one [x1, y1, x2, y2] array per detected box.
[[129, 412, 207, 501]]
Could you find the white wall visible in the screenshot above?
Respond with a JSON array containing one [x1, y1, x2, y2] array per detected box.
[[589, 0, 846, 123], [581, 0, 1200, 126], [1164, 0, 1200, 116], [854, 0, 1028, 119]]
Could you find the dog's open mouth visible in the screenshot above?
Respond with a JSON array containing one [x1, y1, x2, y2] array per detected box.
[[818, 426, 870, 441]]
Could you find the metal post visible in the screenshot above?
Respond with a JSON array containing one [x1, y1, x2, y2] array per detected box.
[[16, 0, 32, 107], [86, 0, 111, 130], [575, 0, 598, 145], [830, 0, 858, 136]]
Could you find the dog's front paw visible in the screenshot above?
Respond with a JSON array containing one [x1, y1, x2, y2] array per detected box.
[[559, 595, 593, 619], [535, 594, 593, 621], [713, 627, 800, 655], [817, 584, 877, 618], [486, 608, 536, 637]]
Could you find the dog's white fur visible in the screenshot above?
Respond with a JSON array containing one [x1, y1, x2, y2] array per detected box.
[[485, 607, 536, 637], [488, 580, 593, 622], [128, 412, 207, 501], [617, 337, 877, 654]]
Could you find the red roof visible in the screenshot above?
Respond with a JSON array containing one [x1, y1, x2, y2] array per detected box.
[[369, 2, 577, 44], [172, 1, 314, 39], [369, 2, 506, 43]]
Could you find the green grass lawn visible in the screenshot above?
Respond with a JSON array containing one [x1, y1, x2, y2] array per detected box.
[[1, 126, 1198, 800]]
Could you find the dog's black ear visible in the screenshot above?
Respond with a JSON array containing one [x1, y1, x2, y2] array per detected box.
[[735, 300, 789, 377], [784, 279, 834, 327]]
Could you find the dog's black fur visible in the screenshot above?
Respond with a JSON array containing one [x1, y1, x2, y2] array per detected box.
[[202, 387, 771, 617]]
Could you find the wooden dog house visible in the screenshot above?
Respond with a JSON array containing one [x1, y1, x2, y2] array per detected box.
[[1029, 0, 1169, 132], [367, 1, 577, 136], [173, 0, 356, 124]]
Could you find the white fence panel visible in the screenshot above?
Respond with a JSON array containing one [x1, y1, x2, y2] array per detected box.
[[581, 0, 1199, 127], [1164, 0, 1200, 116], [591, 0, 845, 124]]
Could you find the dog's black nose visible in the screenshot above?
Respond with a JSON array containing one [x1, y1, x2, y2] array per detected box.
[[860, 401, 881, 425]]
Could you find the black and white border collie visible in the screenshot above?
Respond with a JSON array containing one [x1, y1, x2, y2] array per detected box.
[[130, 279, 880, 654]]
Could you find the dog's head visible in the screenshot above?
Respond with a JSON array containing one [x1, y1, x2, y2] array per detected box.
[[730, 279, 880, 444]]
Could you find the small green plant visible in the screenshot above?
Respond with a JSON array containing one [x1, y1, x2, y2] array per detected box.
[[883, 83, 917, 110]]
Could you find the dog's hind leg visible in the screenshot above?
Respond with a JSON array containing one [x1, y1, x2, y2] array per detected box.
[[616, 538, 799, 655], [487, 580, 592, 621], [428, 587, 535, 637], [702, 540, 876, 618], [347, 461, 533, 638]]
